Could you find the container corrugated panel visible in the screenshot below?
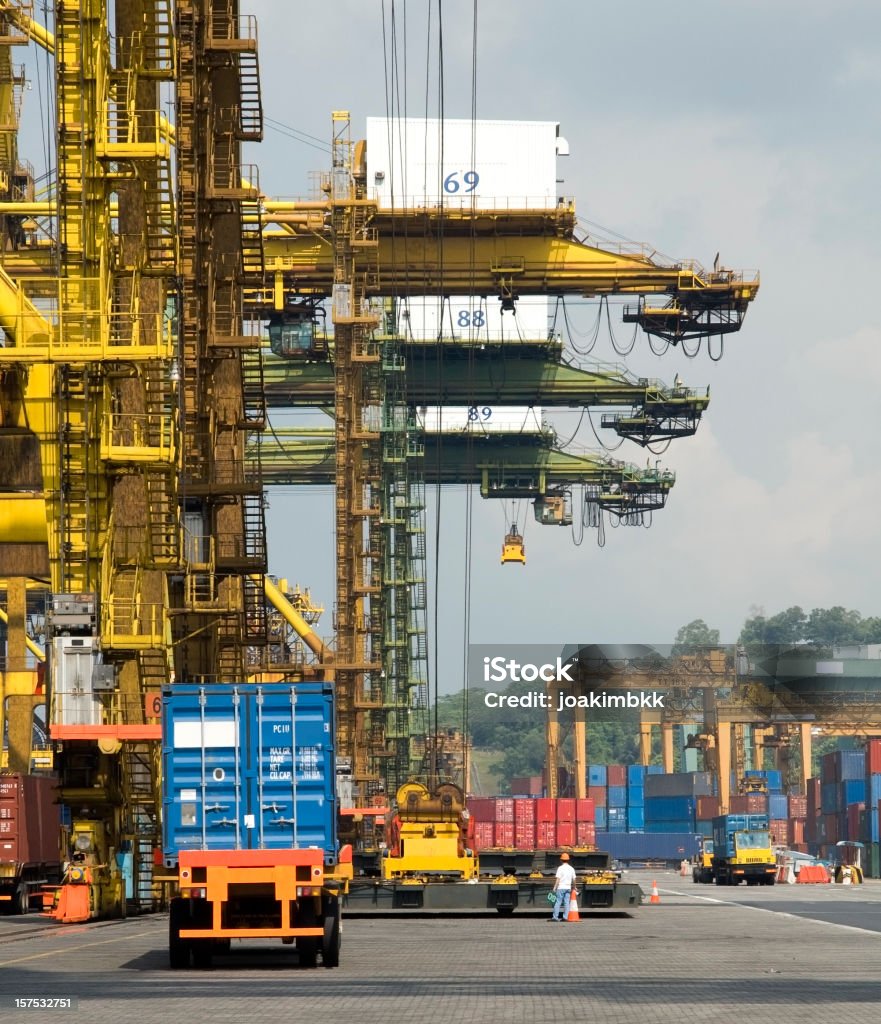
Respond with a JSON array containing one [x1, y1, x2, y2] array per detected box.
[[646, 821, 694, 834], [608, 820, 627, 833], [807, 777, 821, 814], [557, 821, 575, 846], [627, 765, 646, 786], [627, 788, 645, 809], [607, 785, 627, 808], [820, 752, 838, 784], [494, 798, 514, 823], [556, 798, 576, 822], [730, 793, 768, 814], [588, 765, 607, 787], [839, 749, 866, 781], [588, 785, 606, 807], [768, 794, 789, 819], [841, 779, 866, 806], [606, 806, 626, 822], [536, 797, 556, 823], [513, 798, 536, 825], [466, 797, 496, 822], [788, 818, 806, 845], [595, 807, 607, 830], [765, 770, 783, 792], [575, 798, 595, 823], [494, 822, 514, 847], [696, 796, 720, 820], [473, 821, 494, 850], [607, 765, 626, 787], [537, 821, 556, 849], [514, 823, 536, 850], [0, 774, 61, 865], [645, 796, 695, 822], [866, 740, 881, 776], [868, 775, 881, 807], [695, 820, 713, 838], [595, 831, 699, 861], [161, 683, 337, 861], [788, 795, 808, 817], [645, 772, 713, 798], [627, 806, 645, 830], [576, 821, 596, 846], [769, 820, 788, 844]]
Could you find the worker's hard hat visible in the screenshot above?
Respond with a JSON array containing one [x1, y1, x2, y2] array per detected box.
[[560, 852, 570, 861]]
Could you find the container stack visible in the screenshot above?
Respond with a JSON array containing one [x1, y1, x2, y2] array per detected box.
[[467, 796, 595, 851], [644, 771, 713, 833], [627, 764, 645, 832]]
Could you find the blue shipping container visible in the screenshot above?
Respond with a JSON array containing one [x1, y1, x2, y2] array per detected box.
[[821, 782, 839, 814], [594, 831, 700, 861], [646, 765, 664, 775], [696, 820, 713, 837], [588, 765, 607, 787], [162, 683, 338, 862], [841, 779, 866, 805], [595, 807, 607, 830], [645, 796, 696, 822], [768, 794, 789, 819], [839, 750, 866, 781], [628, 788, 645, 809], [869, 774, 881, 806], [627, 765, 647, 786], [627, 806, 645, 830], [646, 820, 694, 833], [712, 814, 770, 858], [607, 785, 627, 808]]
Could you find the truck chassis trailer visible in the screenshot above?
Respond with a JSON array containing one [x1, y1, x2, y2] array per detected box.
[[169, 848, 341, 969]]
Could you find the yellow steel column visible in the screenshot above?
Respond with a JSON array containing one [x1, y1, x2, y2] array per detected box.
[[799, 723, 812, 793], [638, 720, 653, 765], [573, 704, 586, 799], [717, 722, 732, 814], [546, 685, 559, 799], [661, 722, 675, 773], [753, 726, 766, 771]]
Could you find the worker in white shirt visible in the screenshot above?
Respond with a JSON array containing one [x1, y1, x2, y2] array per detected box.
[[549, 852, 577, 922]]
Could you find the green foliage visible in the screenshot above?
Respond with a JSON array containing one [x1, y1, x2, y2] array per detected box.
[[672, 619, 720, 654], [739, 604, 881, 651]]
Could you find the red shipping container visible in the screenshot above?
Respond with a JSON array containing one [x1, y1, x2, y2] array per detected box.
[[576, 821, 596, 846], [791, 843, 809, 853], [556, 821, 576, 846], [696, 796, 720, 820], [846, 803, 865, 841], [823, 813, 838, 844], [556, 798, 576, 822], [473, 821, 495, 850], [511, 775, 543, 797], [806, 777, 821, 814], [514, 799, 536, 825], [466, 798, 496, 823], [494, 822, 515, 847], [788, 818, 806, 845], [607, 765, 626, 787], [769, 819, 788, 845], [867, 739, 881, 776], [575, 798, 595, 823], [0, 774, 61, 866], [494, 798, 514, 823], [729, 794, 767, 814], [588, 786, 607, 808], [537, 821, 556, 849], [515, 823, 536, 850], [788, 795, 808, 818], [536, 798, 556, 823]]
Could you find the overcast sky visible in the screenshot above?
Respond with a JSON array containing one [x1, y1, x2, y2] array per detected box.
[[240, 0, 881, 692]]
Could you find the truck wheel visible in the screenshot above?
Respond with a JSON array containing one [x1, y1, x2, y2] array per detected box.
[[13, 884, 28, 915], [169, 900, 192, 970], [322, 912, 341, 969], [297, 937, 318, 968]]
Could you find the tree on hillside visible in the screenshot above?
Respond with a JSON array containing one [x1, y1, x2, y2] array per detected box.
[[672, 619, 720, 653], [739, 605, 881, 651]]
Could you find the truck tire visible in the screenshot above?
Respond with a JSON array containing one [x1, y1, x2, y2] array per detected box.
[[12, 884, 28, 915], [322, 911, 341, 969], [169, 899, 192, 970]]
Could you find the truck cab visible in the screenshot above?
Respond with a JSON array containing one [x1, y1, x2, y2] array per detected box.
[[692, 838, 714, 884]]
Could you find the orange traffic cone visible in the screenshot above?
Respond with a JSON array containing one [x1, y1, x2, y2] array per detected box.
[[567, 889, 580, 922], [649, 879, 660, 904]]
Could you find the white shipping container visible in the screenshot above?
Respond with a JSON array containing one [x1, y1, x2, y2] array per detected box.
[[416, 406, 544, 435], [397, 295, 549, 341], [366, 117, 567, 210]]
